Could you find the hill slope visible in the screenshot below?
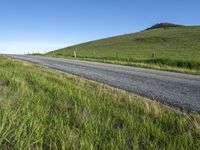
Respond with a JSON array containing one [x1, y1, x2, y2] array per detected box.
[[47, 25, 200, 72]]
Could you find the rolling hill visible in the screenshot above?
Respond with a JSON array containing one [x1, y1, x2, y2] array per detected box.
[[46, 24, 200, 73]]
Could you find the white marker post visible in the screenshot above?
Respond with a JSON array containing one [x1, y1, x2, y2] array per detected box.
[[74, 51, 77, 58]]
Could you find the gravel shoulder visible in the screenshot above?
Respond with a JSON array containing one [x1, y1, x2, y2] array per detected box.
[[9, 55, 200, 112]]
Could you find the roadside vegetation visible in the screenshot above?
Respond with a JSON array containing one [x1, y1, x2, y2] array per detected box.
[[45, 25, 200, 74], [0, 56, 200, 149]]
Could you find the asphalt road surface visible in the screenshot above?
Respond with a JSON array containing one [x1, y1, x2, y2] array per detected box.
[[10, 55, 200, 112]]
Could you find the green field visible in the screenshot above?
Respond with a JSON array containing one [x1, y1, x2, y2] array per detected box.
[[46, 25, 200, 74], [0, 56, 200, 149]]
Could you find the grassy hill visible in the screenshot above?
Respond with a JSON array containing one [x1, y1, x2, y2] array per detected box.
[[46, 25, 200, 74], [1, 56, 200, 149]]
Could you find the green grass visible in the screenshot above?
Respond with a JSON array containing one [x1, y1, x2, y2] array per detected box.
[[0, 56, 200, 149], [45, 26, 200, 74]]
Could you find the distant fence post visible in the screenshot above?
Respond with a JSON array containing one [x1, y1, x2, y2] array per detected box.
[[116, 52, 119, 60], [93, 50, 95, 57], [152, 53, 156, 58], [74, 51, 77, 58]]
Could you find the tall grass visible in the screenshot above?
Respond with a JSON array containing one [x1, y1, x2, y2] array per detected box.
[[0, 56, 200, 149]]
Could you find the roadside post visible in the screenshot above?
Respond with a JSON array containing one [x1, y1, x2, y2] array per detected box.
[[116, 52, 119, 60], [152, 53, 156, 58], [93, 50, 95, 57], [74, 51, 77, 58]]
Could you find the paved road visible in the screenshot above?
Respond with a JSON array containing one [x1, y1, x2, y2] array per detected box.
[[10, 55, 200, 112]]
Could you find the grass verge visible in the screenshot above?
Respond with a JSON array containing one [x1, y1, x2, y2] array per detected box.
[[0, 56, 200, 149], [42, 54, 200, 75]]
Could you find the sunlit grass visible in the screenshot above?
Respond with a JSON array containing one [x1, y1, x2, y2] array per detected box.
[[45, 26, 200, 74], [0, 56, 200, 149]]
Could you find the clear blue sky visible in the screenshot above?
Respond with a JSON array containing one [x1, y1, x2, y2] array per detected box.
[[0, 0, 199, 54]]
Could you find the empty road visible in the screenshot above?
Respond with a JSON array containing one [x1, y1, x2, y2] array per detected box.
[[10, 55, 200, 112]]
